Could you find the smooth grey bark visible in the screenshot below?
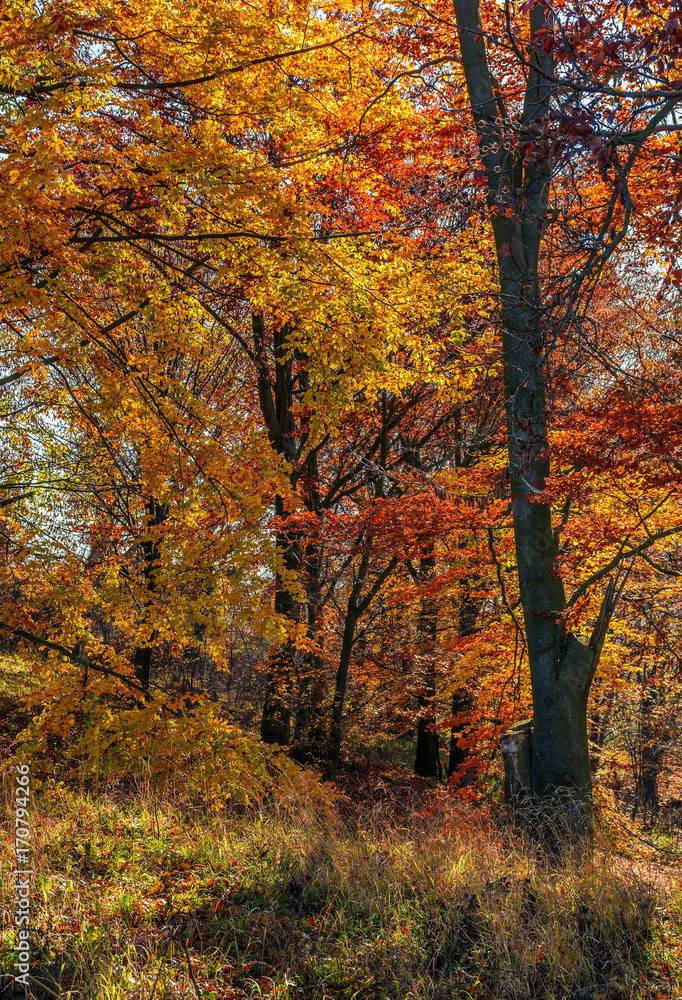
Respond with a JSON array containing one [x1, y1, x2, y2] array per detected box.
[[452, 1, 620, 844]]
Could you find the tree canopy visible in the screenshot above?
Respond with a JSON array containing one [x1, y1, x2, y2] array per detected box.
[[1, 0, 682, 851]]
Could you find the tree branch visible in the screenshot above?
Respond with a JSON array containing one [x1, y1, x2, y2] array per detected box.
[[0, 624, 181, 715], [566, 524, 682, 609]]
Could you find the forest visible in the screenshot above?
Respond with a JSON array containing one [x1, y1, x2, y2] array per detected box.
[[1, 0, 682, 998]]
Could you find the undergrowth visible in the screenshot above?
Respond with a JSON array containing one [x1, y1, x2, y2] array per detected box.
[[1, 766, 681, 1000]]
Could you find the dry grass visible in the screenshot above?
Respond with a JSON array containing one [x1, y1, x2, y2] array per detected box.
[[1, 763, 681, 1000]]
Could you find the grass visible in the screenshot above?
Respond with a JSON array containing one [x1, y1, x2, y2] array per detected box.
[[0, 659, 680, 1000], [1, 766, 681, 1000]]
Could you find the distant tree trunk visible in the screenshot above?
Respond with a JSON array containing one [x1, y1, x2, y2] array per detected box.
[[323, 597, 360, 781], [633, 675, 664, 824], [414, 691, 440, 778], [636, 739, 663, 824], [589, 685, 615, 775], [447, 687, 472, 781], [291, 539, 327, 764], [448, 588, 479, 782], [252, 311, 300, 745], [414, 554, 440, 779], [183, 620, 207, 691], [261, 495, 299, 744], [134, 498, 168, 694], [323, 552, 397, 780], [398, 435, 441, 780]]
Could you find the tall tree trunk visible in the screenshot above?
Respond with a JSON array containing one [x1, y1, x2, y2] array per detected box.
[[452, 0, 624, 846], [134, 498, 168, 694], [500, 250, 599, 840]]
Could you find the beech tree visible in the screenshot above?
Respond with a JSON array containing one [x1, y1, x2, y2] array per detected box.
[[451, 0, 682, 844]]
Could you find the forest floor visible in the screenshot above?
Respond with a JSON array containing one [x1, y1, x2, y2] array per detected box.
[[0, 753, 681, 1000], [1, 652, 681, 1000]]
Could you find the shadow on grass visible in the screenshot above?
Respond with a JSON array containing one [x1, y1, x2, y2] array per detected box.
[[0, 840, 666, 1000]]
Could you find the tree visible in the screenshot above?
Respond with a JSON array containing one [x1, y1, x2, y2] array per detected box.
[[451, 0, 682, 845]]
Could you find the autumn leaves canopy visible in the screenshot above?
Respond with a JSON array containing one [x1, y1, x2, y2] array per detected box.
[[1, 0, 681, 838]]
